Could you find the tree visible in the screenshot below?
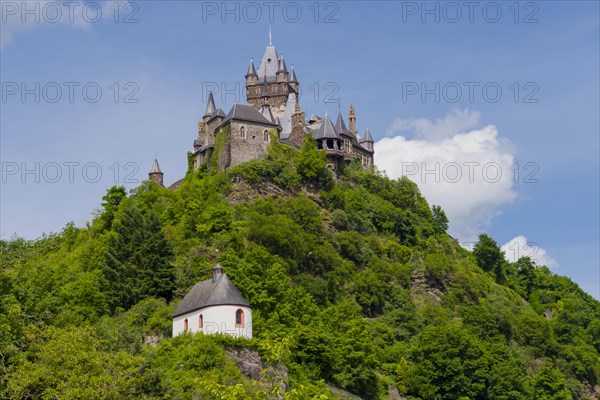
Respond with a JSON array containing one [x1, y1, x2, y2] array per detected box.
[[102, 202, 174, 312], [98, 186, 127, 231], [295, 134, 331, 188], [533, 366, 571, 400], [473, 233, 507, 284], [4, 326, 144, 399], [431, 205, 449, 234]]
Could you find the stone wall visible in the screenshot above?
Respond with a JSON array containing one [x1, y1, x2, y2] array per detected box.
[[228, 121, 274, 169]]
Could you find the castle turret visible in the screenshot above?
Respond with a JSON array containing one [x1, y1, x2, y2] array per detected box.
[[203, 92, 216, 122], [348, 105, 357, 134], [148, 159, 164, 186], [276, 55, 288, 82], [245, 58, 258, 86], [361, 126, 374, 152], [289, 65, 299, 93]]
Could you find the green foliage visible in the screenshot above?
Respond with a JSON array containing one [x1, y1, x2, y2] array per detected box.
[[102, 201, 175, 312], [424, 253, 453, 288], [98, 186, 127, 231], [296, 134, 332, 189], [2, 151, 599, 400], [5, 326, 144, 399], [474, 233, 507, 284]]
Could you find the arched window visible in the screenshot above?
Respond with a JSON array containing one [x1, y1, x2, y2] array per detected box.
[[183, 318, 188, 332], [235, 309, 245, 328], [199, 314, 203, 329], [240, 126, 246, 139], [263, 130, 270, 142]]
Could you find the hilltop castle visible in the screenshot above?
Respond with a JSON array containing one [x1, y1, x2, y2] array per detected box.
[[149, 38, 375, 188]]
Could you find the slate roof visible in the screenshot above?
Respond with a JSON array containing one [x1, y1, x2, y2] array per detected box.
[[149, 159, 162, 174], [335, 112, 355, 139], [313, 114, 340, 140], [277, 55, 288, 73], [207, 108, 225, 122], [246, 58, 257, 77], [173, 273, 250, 317], [257, 45, 279, 83], [168, 178, 185, 190], [221, 104, 279, 127], [362, 127, 374, 143], [204, 92, 216, 117], [289, 65, 298, 82]]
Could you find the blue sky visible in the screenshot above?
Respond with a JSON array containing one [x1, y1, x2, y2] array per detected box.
[[1, 1, 598, 299]]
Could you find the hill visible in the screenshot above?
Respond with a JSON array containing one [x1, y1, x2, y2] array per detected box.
[[1, 136, 599, 399]]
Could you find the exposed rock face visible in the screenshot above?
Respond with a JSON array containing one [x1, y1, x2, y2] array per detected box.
[[225, 347, 289, 394], [143, 334, 160, 347], [226, 347, 263, 380]]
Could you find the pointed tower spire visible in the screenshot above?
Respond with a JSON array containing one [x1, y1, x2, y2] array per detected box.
[[289, 65, 298, 82], [277, 54, 288, 73], [246, 57, 257, 77], [362, 126, 374, 143], [148, 159, 164, 186], [204, 92, 216, 118], [361, 126, 374, 152], [335, 111, 349, 134], [276, 54, 288, 83]]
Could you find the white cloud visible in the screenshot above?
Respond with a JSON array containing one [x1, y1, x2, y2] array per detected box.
[[1, 1, 125, 48], [501, 235, 558, 269], [387, 108, 481, 141], [375, 109, 517, 242]]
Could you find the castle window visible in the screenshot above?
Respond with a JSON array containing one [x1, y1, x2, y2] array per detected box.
[[326, 139, 334, 150], [235, 309, 245, 327], [263, 130, 270, 142], [199, 314, 203, 328], [184, 318, 188, 332], [240, 126, 246, 139]]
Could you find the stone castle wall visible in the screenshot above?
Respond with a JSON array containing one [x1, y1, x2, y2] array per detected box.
[[228, 121, 274, 169]]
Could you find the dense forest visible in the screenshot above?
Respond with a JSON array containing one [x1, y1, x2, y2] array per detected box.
[[1, 134, 599, 399]]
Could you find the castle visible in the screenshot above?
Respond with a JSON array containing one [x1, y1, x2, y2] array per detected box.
[[149, 37, 375, 188]]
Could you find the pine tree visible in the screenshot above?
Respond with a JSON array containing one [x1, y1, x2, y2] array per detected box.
[[102, 202, 174, 312]]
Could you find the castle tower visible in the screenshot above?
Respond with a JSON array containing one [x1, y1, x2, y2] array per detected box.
[[276, 54, 289, 82], [361, 127, 374, 152], [203, 92, 216, 122], [245, 58, 258, 86], [348, 105, 357, 134], [148, 159, 164, 186], [246, 33, 293, 119]]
